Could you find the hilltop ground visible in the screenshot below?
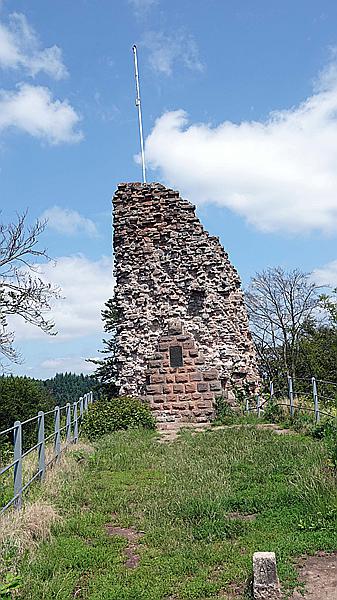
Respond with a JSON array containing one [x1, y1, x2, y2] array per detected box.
[[9, 425, 337, 599]]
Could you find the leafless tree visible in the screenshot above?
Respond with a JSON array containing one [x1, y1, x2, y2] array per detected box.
[[245, 267, 322, 379], [0, 212, 60, 368]]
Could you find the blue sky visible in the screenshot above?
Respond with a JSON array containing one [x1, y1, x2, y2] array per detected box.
[[1, 0, 337, 378]]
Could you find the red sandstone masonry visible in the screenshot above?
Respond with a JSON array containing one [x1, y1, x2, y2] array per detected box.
[[145, 320, 220, 426], [112, 182, 259, 428]]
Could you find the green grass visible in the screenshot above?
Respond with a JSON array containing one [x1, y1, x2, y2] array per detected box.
[[15, 427, 337, 599]]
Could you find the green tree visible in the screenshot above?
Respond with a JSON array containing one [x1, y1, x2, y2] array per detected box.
[[320, 288, 337, 327], [43, 372, 98, 405], [0, 376, 54, 449], [90, 298, 118, 396], [297, 324, 337, 383]]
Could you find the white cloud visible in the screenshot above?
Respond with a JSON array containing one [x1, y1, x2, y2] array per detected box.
[[141, 30, 204, 76], [41, 206, 98, 238], [0, 84, 83, 144], [145, 61, 337, 234], [9, 255, 113, 341], [40, 356, 97, 374], [0, 12, 67, 79], [128, 0, 158, 16], [312, 260, 337, 287]]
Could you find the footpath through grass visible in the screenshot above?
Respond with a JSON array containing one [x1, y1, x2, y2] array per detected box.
[[18, 427, 337, 599]]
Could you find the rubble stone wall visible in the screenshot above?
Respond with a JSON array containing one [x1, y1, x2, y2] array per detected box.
[[113, 182, 259, 427]]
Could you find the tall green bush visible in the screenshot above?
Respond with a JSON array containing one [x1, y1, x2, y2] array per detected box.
[[81, 396, 155, 440]]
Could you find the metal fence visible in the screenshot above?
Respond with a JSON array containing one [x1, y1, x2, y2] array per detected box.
[[0, 391, 94, 516], [246, 375, 337, 423]]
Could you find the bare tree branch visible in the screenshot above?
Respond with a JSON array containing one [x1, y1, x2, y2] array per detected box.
[[246, 267, 322, 379], [0, 211, 60, 368]]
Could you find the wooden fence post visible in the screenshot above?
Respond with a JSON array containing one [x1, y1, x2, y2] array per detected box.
[[13, 421, 22, 509], [38, 411, 45, 480], [312, 377, 320, 423], [287, 376, 294, 417], [54, 406, 61, 463]]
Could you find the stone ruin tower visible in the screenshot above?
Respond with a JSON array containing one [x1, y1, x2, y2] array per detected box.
[[113, 182, 259, 428]]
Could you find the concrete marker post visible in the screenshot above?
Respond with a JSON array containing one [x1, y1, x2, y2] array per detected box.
[[253, 552, 281, 599]]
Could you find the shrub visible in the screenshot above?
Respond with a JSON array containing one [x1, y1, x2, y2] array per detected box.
[[81, 396, 155, 440], [214, 397, 238, 424], [263, 400, 285, 423], [310, 419, 337, 469]]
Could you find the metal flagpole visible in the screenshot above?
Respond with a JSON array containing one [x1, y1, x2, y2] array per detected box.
[[132, 45, 147, 183]]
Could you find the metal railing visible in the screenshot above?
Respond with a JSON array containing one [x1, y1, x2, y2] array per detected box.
[[246, 375, 337, 423], [0, 391, 94, 516]]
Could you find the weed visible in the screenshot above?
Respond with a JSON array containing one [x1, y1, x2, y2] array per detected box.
[[0, 573, 21, 598]]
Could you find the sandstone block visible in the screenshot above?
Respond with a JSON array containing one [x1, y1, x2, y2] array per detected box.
[[173, 384, 184, 393], [202, 392, 215, 401], [197, 400, 213, 409], [175, 373, 189, 383], [182, 340, 195, 349], [197, 382, 209, 392], [185, 383, 197, 393], [150, 374, 165, 384], [152, 395, 164, 404], [203, 370, 219, 381], [195, 357, 206, 365], [209, 381, 222, 391], [189, 372, 202, 382], [183, 357, 194, 366], [146, 384, 163, 395], [148, 360, 162, 368]]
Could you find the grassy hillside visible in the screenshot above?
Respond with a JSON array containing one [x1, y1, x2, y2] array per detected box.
[[13, 426, 337, 599]]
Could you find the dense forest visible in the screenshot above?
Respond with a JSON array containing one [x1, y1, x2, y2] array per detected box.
[[0, 373, 98, 437], [42, 372, 97, 406]]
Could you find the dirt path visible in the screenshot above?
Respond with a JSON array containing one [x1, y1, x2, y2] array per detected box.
[[290, 553, 337, 599], [158, 422, 292, 443]]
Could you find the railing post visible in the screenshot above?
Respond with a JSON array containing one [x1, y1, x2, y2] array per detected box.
[[54, 406, 61, 463], [79, 396, 84, 421], [256, 394, 261, 417], [84, 394, 88, 412], [90, 391, 93, 404], [312, 377, 320, 423], [66, 403, 71, 444], [73, 402, 78, 444], [269, 380, 274, 400], [38, 411, 45, 480], [13, 421, 22, 510], [245, 397, 250, 414], [288, 375, 294, 417]]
